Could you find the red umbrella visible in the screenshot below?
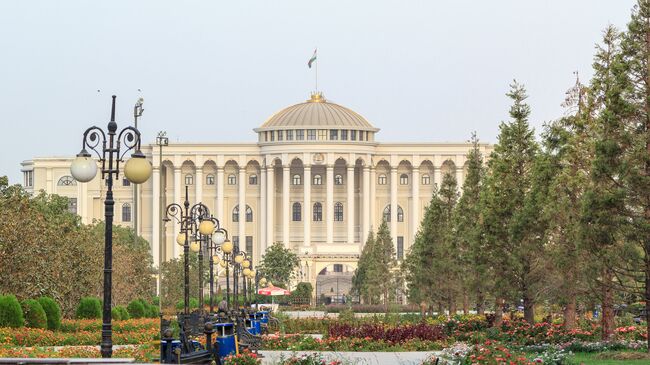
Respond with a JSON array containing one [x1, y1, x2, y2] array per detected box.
[[257, 285, 291, 296]]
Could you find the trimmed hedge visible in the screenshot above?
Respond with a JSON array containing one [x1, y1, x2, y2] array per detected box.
[[21, 299, 47, 329], [0, 295, 24, 328], [37, 297, 61, 330], [76, 297, 101, 319], [127, 300, 146, 319]]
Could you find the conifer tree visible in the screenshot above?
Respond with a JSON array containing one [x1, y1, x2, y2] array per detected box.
[[352, 231, 376, 304], [371, 221, 397, 310], [481, 81, 539, 325], [453, 132, 487, 314]]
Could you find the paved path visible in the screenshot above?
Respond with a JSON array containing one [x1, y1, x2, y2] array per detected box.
[[258, 351, 439, 365]]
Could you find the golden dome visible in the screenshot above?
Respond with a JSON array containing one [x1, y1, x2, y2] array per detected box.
[[256, 92, 378, 131]]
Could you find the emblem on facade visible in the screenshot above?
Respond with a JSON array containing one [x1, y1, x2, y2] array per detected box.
[[313, 153, 324, 164]]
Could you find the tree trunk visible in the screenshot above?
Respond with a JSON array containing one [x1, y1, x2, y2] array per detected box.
[[437, 302, 444, 317], [563, 297, 577, 330], [476, 287, 485, 315], [449, 296, 457, 318], [601, 269, 615, 341], [463, 290, 469, 315], [523, 294, 535, 324], [493, 297, 504, 328]]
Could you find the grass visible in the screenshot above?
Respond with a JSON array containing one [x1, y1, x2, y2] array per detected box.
[[570, 351, 650, 364]]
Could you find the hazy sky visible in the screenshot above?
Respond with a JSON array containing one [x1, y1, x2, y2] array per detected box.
[[0, 0, 638, 184]]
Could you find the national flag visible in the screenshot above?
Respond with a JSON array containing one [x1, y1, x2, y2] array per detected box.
[[308, 49, 317, 68]]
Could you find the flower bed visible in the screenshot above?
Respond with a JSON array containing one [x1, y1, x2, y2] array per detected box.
[[328, 322, 446, 343], [262, 334, 446, 352], [0, 325, 159, 346], [0, 344, 157, 362]]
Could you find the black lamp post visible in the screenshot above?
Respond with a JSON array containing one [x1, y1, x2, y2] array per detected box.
[[163, 186, 213, 315], [70, 96, 152, 358], [208, 227, 229, 313]]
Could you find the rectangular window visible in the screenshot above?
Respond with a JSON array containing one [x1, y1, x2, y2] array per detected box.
[[397, 237, 404, 260], [359, 131, 364, 141], [68, 198, 77, 215], [270, 131, 275, 141], [318, 130, 327, 140], [286, 130, 293, 140], [297, 129, 305, 140], [330, 129, 338, 140], [265, 132, 268, 142], [307, 129, 316, 140], [246, 236, 253, 255], [233, 236, 239, 247], [351, 130, 357, 141], [122, 178, 130, 186], [277, 130, 283, 141], [333, 264, 343, 273], [341, 130, 348, 140]]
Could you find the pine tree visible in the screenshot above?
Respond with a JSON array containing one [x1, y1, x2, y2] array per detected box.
[[481, 80, 539, 326], [454, 132, 487, 314], [620, 0, 650, 351], [352, 231, 376, 304], [371, 221, 397, 311], [581, 25, 631, 341]]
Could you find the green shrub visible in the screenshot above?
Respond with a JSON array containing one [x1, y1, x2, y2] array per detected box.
[[127, 300, 146, 319], [118, 306, 130, 320], [37, 297, 61, 330], [146, 303, 159, 318], [0, 295, 25, 328], [111, 307, 122, 321], [175, 297, 199, 311], [152, 296, 160, 306], [21, 299, 47, 329], [76, 297, 101, 319]]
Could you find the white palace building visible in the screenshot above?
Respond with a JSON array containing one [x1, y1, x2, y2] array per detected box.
[[21, 92, 491, 301]]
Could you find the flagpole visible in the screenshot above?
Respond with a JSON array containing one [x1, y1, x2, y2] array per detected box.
[[315, 48, 318, 92]]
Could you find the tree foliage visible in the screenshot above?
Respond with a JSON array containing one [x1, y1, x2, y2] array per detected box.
[[257, 242, 299, 288]]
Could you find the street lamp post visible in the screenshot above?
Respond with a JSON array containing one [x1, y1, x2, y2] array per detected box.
[[164, 186, 213, 315], [132, 98, 144, 247], [208, 228, 228, 313], [155, 131, 168, 301], [70, 95, 152, 358]]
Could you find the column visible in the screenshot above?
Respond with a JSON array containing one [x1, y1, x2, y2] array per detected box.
[[173, 167, 181, 259], [303, 165, 311, 248], [195, 167, 203, 204], [362, 165, 370, 245], [326, 165, 334, 244], [411, 167, 420, 239], [434, 166, 442, 189], [390, 167, 398, 245], [238, 166, 246, 247], [260, 167, 267, 253], [266, 166, 275, 246], [347, 165, 355, 244], [152, 166, 160, 270], [216, 167, 224, 219], [369, 167, 376, 231], [282, 165, 290, 247]]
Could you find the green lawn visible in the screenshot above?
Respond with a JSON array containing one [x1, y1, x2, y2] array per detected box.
[[570, 352, 650, 365]]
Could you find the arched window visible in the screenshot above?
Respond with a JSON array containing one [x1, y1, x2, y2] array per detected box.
[[185, 174, 194, 185], [313, 202, 323, 221], [249, 174, 258, 185], [293, 174, 302, 185], [313, 174, 322, 185], [422, 174, 431, 185], [383, 205, 390, 222], [383, 205, 404, 222], [245, 205, 253, 222], [228, 174, 236, 185], [206, 174, 215, 185], [122, 203, 131, 222], [378, 174, 387, 185], [233, 205, 253, 222], [232, 205, 239, 222], [57, 176, 76, 186], [334, 174, 343, 185], [334, 202, 343, 221], [400, 174, 409, 185], [292, 202, 301, 221]]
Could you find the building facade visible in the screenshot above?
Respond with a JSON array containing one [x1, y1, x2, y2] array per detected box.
[[21, 92, 491, 300]]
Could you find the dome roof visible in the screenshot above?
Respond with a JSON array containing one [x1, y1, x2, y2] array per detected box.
[[256, 93, 378, 131]]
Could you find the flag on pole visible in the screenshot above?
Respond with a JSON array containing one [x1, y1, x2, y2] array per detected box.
[[308, 49, 317, 68]]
